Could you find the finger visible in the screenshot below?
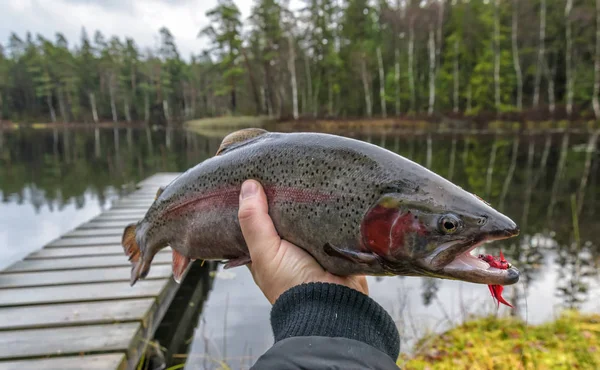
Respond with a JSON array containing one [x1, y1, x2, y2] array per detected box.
[[238, 180, 281, 266]]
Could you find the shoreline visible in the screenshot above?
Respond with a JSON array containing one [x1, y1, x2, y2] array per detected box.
[[1, 118, 598, 139]]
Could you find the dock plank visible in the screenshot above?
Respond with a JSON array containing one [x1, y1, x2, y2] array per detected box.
[[79, 221, 134, 229], [4, 253, 171, 273], [0, 354, 126, 370], [0, 299, 154, 330], [0, 280, 167, 307], [64, 228, 126, 238], [0, 265, 172, 288], [27, 246, 172, 259], [100, 209, 147, 215], [47, 236, 122, 248], [28, 246, 126, 258], [93, 215, 142, 222], [0, 172, 189, 370], [0, 323, 139, 360]]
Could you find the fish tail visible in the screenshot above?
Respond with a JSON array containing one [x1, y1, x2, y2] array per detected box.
[[122, 223, 143, 286]]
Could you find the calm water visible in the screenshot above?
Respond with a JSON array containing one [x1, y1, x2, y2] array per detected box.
[[1, 126, 599, 368]]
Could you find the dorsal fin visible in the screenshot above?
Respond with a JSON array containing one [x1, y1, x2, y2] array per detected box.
[[216, 128, 268, 155], [155, 186, 165, 200]]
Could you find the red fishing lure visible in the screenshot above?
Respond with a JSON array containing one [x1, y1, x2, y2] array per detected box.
[[478, 250, 513, 308]]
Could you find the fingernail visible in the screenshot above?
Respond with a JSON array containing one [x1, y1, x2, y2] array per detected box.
[[241, 181, 258, 199]]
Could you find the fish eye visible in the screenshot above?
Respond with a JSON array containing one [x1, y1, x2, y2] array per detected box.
[[439, 214, 460, 234]]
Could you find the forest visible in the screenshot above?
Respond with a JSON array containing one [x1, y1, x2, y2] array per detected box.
[[1, 0, 600, 124]]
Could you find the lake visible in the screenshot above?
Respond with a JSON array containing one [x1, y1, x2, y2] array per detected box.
[[1, 126, 599, 369]]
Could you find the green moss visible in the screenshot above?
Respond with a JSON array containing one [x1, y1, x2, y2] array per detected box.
[[399, 310, 600, 370]]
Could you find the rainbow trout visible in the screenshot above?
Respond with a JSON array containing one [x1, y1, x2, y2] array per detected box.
[[123, 128, 520, 290]]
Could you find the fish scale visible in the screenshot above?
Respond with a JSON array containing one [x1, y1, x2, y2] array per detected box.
[[122, 129, 521, 296]]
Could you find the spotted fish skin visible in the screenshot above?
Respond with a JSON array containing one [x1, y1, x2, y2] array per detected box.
[[123, 129, 521, 287]]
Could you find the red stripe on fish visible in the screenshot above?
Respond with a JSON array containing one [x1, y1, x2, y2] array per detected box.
[[165, 188, 239, 216], [165, 185, 334, 216]]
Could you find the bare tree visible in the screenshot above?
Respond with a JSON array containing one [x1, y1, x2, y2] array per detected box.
[[565, 0, 574, 116], [512, 0, 523, 110], [288, 34, 299, 120], [109, 74, 118, 123], [304, 55, 313, 117], [533, 0, 546, 108], [361, 55, 372, 118], [428, 24, 436, 116], [377, 47, 387, 118], [47, 92, 56, 123], [594, 0, 600, 118], [395, 47, 401, 116], [408, 12, 416, 112], [124, 97, 132, 122], [89, 92, 99, 123], [453, 38, 460, 113], [493, 0, 501, 113]]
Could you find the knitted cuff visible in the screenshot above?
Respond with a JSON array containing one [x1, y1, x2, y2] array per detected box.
[[270, 282, 400, 361]]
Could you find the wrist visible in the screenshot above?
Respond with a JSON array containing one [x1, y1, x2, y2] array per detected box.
[[270, 282, 400, 361]]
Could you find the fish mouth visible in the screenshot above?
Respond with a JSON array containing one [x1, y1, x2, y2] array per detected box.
[[426, 229, 520, 286]]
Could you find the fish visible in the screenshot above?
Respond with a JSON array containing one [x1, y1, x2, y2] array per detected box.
[[479, 251, 514, 308], [121, 128, 520, 291]]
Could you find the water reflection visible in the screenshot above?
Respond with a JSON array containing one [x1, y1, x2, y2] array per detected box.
[[1, 127, 599, 365]]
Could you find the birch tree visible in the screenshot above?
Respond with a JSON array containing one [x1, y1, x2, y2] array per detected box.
[[377, 46, 386, 118], [594, 0, 600, 118], [453, 38, 459, 113], [428, 24, 436, 116], [408, 9, 416, 112], [512, 0, 523, 110], [288, 33, 299, 120], [533, 0, 546, 108], [565, 0, 574, 116], [493, 0, 500, 113]]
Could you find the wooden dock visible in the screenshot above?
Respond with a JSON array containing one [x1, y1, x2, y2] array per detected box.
[[0, 173, 198, 370]]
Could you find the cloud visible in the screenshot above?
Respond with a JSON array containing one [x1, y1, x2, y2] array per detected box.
[[1, 0, 304, 60], [0, 0, 258, 60]]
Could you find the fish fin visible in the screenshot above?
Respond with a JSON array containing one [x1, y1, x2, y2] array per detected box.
[[172, 249, 191, 283], [155, 186, 165, 200], [216, 128, 268, 155], [223, 255, 252, 269], [324, 243, 379, 265], [122, 223, 143, 286]]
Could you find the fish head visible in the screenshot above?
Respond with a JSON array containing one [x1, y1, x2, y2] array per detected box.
[[362, 186, 520, 286]]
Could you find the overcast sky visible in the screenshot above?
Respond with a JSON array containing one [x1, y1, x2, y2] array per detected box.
[[1, 0, 301, 59]]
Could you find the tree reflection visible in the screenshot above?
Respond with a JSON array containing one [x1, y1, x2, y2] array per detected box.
[[1, 127, 600, 310], [555, 197, 597, 309], [0, 127, 219, 212]]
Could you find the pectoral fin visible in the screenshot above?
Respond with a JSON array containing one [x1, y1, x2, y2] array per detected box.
[[172, 249, 191, 283], [223, 255, 252, 269], [324, 243, 380, 265]]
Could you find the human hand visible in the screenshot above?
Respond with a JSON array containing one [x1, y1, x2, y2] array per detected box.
[[237, 180, 369, 304]]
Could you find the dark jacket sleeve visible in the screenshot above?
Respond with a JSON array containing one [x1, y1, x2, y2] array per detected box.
[[250, 282, 400, 369]]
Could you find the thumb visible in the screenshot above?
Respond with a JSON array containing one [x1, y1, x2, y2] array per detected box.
[[238, 180, 281, 266]]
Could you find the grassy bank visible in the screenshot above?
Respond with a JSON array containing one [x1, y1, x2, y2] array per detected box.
[[399, 310, 600, 369], [184, 116, 598, 138], [184, 116, 274, 137]]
